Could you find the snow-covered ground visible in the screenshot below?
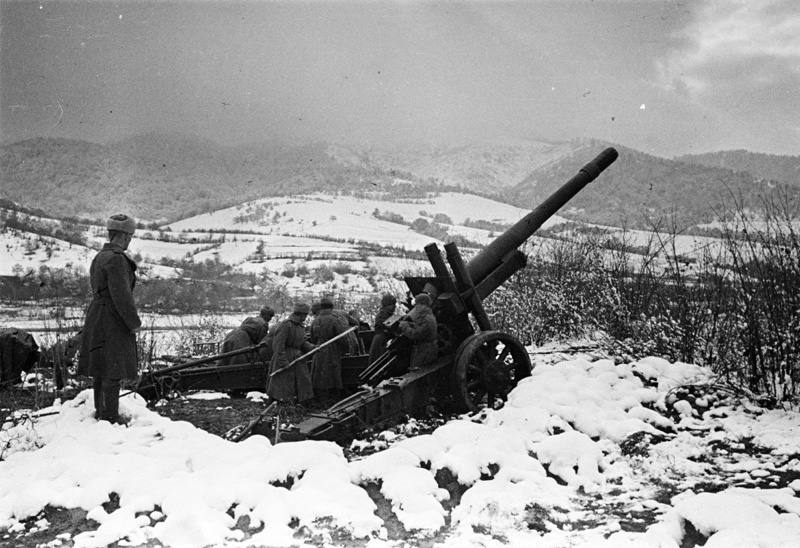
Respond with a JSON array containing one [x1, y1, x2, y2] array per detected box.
[[3, 349, 800, 548], [2, 192, 534, 278], [0, 231, 95, 275], [0, 230, 181, 280], [1, 192, 741, 285], [165, 193, 551, 238]]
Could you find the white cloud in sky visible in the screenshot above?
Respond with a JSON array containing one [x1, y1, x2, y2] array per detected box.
[[661, 0, 800, 96], [657, 0, 800, 153]]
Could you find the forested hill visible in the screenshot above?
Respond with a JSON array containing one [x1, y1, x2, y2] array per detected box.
[[0, 135, 400, 223], [676, 150, 800, 188], [2, 133, 798, 229], [511, 141, 800, 230]]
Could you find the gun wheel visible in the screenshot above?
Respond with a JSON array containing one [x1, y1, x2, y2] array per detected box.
[[452, 331, 532, 413]]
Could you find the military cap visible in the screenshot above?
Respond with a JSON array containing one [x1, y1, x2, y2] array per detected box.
[[260, 306, 275, 319], [311, 301, 322, 314], [381, 294, 397, 307], [320, 296, 335, 308], [106, 214, 136, 235], [293, 302, 311, 314], [414, 293, 432, 307]]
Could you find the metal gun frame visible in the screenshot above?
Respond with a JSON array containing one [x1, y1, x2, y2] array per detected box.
[[136, 148, 619, 444]]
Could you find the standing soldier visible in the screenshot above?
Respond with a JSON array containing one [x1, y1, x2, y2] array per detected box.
[[266, 302, 316, 404], [310, 296, 348, 402], [398, 293, 438, 371], [78, 214, 141, 424], [329, 298, 360, 355], [368, 294, 397, 364]]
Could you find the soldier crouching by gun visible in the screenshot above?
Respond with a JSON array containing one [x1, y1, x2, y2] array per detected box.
[[218, 306, 275, 366], [368, 294, 397, 365], [394, 293, 438, 372]]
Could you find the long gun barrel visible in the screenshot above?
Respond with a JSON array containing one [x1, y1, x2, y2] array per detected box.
[[143, 341, 268, 377], [127, 341, 267, 395], [466, 147, 618, 294]]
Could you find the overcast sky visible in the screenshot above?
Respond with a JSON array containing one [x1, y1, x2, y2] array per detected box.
[[2, 0, 799, 158]]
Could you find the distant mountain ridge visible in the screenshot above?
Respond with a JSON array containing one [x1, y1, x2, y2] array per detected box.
[[1, 134, 376, 223], [327, 139, 577, 193], [2, 134, 798, 229], [676, 150, 800, 187], [509, 142, 800, 229]]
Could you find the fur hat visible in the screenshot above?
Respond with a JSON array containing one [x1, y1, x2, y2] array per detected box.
[[293, 302, 311, 315], [414, 293, 432, 307], [380, 294, 397, 307], [320, 296, 335, 308], [311, 301, 322, 314], [106, 214, 136, 235], [260, 306, 275, 319]]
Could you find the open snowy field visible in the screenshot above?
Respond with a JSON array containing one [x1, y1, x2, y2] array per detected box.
[[3, 347, 800, 548], [165, 193, 553, 237], [1, 192, 751, 285], [1, 192, 525, 278], [0, 230, 181, 280]]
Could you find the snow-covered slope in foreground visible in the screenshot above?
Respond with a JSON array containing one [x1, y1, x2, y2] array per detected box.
[[3, 354, 800, 548]]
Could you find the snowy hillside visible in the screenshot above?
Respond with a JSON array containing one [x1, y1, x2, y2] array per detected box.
[[165, 192, 557, 243], [1, 191, 737, 289], [1, 192, 569, 279], [0, 228, 179, 280]]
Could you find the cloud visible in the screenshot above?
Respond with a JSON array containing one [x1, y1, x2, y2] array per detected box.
[[660, 0, 800, 95], [657, 0, 800, 152]]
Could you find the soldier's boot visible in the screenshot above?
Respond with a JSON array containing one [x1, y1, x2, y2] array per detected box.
[[98, 378, 123, 424]]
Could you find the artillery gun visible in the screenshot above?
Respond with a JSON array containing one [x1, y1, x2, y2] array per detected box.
[[133, 331, 376, 402], [134, 148, 618, 443], [256, 147, 619, 443]]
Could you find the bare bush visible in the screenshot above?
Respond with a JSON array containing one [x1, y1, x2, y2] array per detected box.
[[485, 196, 800, 404], [487, 237, 614, 346], [713, 190, 800, 401]]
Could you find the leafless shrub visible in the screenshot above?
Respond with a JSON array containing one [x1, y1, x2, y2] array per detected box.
[[485, 195, 800, 404], [712, 190, 800, 402]]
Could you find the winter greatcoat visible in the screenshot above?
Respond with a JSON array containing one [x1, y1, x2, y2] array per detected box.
[[368, 306, 395, 365], [266, 315, 315, 402], [218, 316, 271, 366], [310, 309, 348, 391], [331, 309, 360, 354], [399, 305, 438, 370], [78, 242, 141, 380]]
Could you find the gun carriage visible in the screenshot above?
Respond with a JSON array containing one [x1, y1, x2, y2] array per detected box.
[[135, 148, 618, 443]]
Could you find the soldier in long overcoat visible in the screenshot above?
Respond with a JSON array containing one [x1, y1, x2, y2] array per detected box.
[[310, 297, 348, 401], [217, 306, 275, 366], [78, 214, 141, 423], [330, 304, 360, 355], [398, 293, 438, 371], [266, 302, 316, 403], [368, 294, 397, 365]]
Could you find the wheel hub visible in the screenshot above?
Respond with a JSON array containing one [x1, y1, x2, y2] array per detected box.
[[482, 359, 513, 393]]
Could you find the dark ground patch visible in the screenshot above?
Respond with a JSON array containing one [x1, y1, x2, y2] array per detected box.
[[150, 393, 268, 437]]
